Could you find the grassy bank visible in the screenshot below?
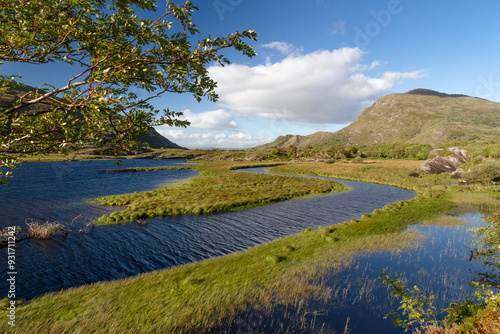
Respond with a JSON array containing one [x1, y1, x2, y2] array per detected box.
[[2, 160, 498, 333], [1, 200, 454, 333], [95, 162, 348, 224]]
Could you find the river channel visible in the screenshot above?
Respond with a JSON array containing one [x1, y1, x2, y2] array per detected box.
[[0, 160, 419, 302]]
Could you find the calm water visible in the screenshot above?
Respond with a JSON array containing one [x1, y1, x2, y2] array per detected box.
[[0, 162, 416, 301], [222, 213, 485, 334], [309, 213, 484, 334]]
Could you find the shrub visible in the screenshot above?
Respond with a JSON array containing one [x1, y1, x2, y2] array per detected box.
[[464, 160, 500, 184], [303, 227, 313, 233], [353, 156, 364, 163]]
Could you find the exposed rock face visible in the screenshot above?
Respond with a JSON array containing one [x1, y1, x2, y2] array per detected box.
[[417, 147, 468, 174]]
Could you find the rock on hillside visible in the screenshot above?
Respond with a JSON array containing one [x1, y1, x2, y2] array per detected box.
[[416, 147, 468, 174]]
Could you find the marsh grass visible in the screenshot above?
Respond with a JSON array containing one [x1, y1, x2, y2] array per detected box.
[[95, 161, 348, 224], [25, 219, 67, 239], [420, 215, 470, 227], [449, 191, 500, 214], [97, 166, 192, 173], [3, 160, 497, 333], [0, 216, 95, 244], [0, 198, 444, 333]]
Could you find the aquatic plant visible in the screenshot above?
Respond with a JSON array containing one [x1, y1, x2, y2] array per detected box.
[[4, 160, 498, 333], [25, 220, 67, 239]]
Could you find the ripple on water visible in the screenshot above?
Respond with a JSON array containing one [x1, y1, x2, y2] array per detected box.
[[1, 162, 416, 300]]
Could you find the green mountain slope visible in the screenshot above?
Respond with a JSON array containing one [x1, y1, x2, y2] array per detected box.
[[255, 89, 500, 150], [139, 129, 185, 149]]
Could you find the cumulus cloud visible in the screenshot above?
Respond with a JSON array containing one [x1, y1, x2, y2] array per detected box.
[[180, 109, 237, 130], [158, 129, 271, 149], [208, 47, 426, 124]]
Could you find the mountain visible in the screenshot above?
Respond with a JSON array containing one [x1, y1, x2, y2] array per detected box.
[[255, 89, 500, 150], [139, 129, 185, 149], [0, 82, 186, 150]]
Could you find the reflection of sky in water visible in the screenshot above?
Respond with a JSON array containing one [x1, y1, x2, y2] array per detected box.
[[267, 213, 486, 334]]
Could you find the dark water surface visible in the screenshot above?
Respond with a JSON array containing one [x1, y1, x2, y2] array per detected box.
[[0, 159, 199, 226], [0, 162, 417, 301]]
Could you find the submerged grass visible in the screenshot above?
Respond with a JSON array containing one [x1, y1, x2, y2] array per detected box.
[[3, 160, 499, 333], [24, 220, 66, 239], [420, 215, 470, 227], [95, 161, 348, 224]]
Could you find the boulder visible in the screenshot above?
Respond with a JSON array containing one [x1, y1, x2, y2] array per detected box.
[[416, 147, 468, 174], [451, 168, 465, 179]]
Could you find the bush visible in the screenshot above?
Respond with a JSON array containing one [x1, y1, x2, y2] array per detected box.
[[464, 160, 500, 184], [353, 156, 364, 163]]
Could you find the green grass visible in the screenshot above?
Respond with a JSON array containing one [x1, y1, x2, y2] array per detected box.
[[95, 161, 349, 224], [3, 159, 499, 333], [1, 200, 445, 333]]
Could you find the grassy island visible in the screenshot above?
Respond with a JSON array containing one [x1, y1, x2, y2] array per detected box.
[[95, 162, 349, 224], [1, 159, 499, 333]]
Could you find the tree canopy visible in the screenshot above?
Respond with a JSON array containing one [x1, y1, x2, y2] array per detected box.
[[0, 0, 257, 183]]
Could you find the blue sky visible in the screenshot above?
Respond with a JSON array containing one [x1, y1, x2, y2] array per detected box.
[[4, 1, 500, 149]]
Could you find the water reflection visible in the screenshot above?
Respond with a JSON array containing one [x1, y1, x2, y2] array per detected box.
[[227, 213, 485, 334]]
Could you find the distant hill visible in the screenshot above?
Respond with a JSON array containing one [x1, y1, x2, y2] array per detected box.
[[0, 82, 186, 150], [254, 89, 500, 150], [139, 129, 185, 149]]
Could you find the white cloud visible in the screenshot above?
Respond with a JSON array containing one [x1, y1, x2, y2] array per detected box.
[[208, 47, 426, 124], [180, 109, 237, 130], [158, 129, 272, 149], [261, 41, 303, 56], [330, 20, 346, 35]]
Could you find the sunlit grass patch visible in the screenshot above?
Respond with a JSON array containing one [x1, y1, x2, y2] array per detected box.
[[269, 160, 452, 193], [95, 161, 349, 224], [449, 191, 500, 213]]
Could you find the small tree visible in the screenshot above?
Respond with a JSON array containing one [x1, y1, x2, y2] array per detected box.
[[0, 0, 257, 183], [327, 144, 347, 160]]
